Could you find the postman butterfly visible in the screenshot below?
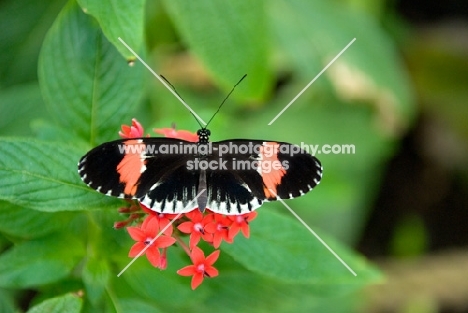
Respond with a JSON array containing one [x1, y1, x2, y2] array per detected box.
[[78, 75, 322, 215]]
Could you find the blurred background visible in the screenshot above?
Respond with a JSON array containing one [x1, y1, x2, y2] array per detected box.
[[358, 1, 468, 312], [1, 0, 468, 312]]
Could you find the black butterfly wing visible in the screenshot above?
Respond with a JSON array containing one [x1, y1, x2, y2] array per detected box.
[[138, 163, 201, 213], [79, 137, 197, 206], [274, 142, 323, 199], [140, 141, 266, 215], [79, 137, 322, 215], [198, 139, 323, 214], [203, 162, 265, 214]]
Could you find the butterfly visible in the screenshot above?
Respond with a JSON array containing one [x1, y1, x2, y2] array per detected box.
[[78, 75, 322, 215]]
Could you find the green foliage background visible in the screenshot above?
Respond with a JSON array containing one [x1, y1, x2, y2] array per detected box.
[[0, 0, 417, 312]]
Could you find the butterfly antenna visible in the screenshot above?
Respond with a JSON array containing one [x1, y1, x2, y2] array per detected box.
[[205, 74, 247, 128], [160, 74, 204, 129]]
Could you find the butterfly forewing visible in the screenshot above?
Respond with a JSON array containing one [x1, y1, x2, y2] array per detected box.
[[276, 143, 323, 198], [213, 139, 322, 201], [79, 137, 192, 199]]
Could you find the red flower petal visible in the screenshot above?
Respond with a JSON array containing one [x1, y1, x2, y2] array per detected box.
[[155, 236, 176, 248], [141, 216, 160, 237], [191, 272, 205, 290], [159, 218, 172, 232], [146, 246, 161, 268], [185, 210, 203, 222], [119, 118, 145, 138], [205, 250, 221, 265], [241, 224, 250, 238], [162, 223, 174, 237], [177, 221, 194, 234], [127, 227, 146, 242], [212, 233, 223, 248], [228, 223, 241, 240], [189, 232, 201, 250], [204, 223, 217, 233], [132, 119, 144, 135], [204, 266, 219, 278], [246, 211, 258, 221], [159, 249, 168, 270], [128, 242, 146, 257], [177, 265, 196, 276], [190, 247, 205, 264]]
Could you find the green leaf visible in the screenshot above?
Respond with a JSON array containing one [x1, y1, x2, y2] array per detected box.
[[121, 258, 204, 308], [0, 84, 47, 137], [38, 0, 144, 146], [202, 270, 358, 313], [222, 210, 380, 284], [0, 202, 74, 239], [0, 138, 122, 212], [27, 293, 83, 313], [0, 234, 84, 288], [76, 0, 145, 60], [31, 119, 89, 145], [0, 288, 17, 313], [163, 0, 272, 100], [82, 258, 111, 305], [116, 299, 163, 313]]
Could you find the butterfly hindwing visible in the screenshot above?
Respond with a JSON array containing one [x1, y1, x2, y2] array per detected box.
[[139, 164, 199, 213], [140, 148, 266, 214]]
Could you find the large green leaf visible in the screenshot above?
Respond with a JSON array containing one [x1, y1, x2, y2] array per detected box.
[[163, 0, 272, 100], [38, 0, 144, 146], [115, 299, 163, 313], [0, 202, 74, 239], [0, 84, 47, 137], [199, 271, 357, 313], [222, 210, 380, 284], [121, 259, 205, 308], [82, 258, 111, 305], [76, 0, 145, 59], [0, 138, 122, 212], [0, 234, 84, 288], [27, 293, 83, 313]]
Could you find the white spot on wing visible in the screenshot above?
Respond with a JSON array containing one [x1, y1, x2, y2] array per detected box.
[[207, 197, 263, 215], [140, 195, 198, 214]]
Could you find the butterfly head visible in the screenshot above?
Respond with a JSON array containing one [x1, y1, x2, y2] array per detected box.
[[197, 128, 211, 143], [195, 74, 247, 142]]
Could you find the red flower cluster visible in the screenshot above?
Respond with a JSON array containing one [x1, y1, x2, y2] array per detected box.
[[117, 119, 257, 289]]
